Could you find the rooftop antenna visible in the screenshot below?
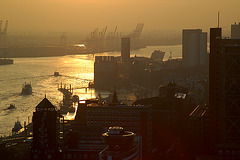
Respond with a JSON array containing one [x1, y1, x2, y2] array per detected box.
[[218, 11, 220, 28]]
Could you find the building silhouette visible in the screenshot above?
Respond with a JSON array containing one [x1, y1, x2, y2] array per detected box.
[[75, 100, 152, 160], [31, 97, 64, 160], [121, 37, 130, 63], [210, 27, 240, 159], [182, 29, 207, 67], [99, 126, 141, 160]]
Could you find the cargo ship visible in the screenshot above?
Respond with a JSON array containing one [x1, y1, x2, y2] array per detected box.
[[0, 58, 13, 65]]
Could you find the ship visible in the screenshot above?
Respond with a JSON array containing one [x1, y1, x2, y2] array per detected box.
[[12, 119, 23, 135], [0, 58, 13, 65], [21, 82, 32, 95], [7, 104, 15, 109], [54, 71, 60, 77]]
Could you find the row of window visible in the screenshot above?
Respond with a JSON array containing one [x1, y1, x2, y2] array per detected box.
[[87, 116, 140, 121]]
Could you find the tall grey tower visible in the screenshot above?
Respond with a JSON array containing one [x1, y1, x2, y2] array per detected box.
[[182, 29, 207, 67], [121, 37, 130, 63]]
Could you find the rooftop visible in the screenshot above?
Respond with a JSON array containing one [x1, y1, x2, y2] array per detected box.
[[189, 105, 208, 117], [36, 97, 55, 109]]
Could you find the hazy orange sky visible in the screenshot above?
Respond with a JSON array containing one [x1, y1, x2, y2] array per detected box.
[[0, 0, 239, 35]]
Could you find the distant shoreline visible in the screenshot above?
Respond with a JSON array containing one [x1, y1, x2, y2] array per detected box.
[[0, 44, 181, 59]]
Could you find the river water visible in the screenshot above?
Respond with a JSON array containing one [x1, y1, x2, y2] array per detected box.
[[0, 45, 181, 136]]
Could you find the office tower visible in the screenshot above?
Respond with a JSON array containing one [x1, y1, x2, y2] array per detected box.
[[31, 97, 64, 160], [231, 22, 240, 39], [94, 56, 118, 90], [182, 29, 207, 67], [121, 37, 130, 63], [210, 27, 240, 159], [99, 127, 141, 160]]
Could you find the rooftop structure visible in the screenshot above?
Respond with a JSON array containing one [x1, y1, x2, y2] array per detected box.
[[100, 127, 141, 160], [210, 26, 240, 159]]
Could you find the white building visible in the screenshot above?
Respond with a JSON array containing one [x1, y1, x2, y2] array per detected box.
[[182, 29, 207, 67]]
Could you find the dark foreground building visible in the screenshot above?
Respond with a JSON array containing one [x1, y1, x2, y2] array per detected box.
[[74, 99, 152, 160], [31, 97, 64, 160], [210, 27, 240, 159]]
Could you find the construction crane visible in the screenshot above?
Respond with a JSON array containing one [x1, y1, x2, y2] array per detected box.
[[102, 26, 107, 39], [99, 26, 107, 39], [132, 23, 144, 37], [113, 26, 117, 38]]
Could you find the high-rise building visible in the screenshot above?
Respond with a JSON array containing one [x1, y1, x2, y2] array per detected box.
[[121, 37, 130, 63], [182, 29, 207, 67], [231, 22, 240, 39], [210, 27, 240, 159], [31, 97, 64, 160], [99, 126, 141, 160], [94, 56, 118, 90]]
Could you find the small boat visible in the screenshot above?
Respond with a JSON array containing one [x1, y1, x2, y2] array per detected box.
[[7, 104, 15, 109], [54, 72, 60, 77], [12, 119, 23, 135], [21, 82, 32, 95]]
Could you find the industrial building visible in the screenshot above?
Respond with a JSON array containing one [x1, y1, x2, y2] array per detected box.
[[182, 29, 207, 67]]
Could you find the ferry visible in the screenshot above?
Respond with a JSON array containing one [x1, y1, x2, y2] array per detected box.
[[21, 82, 32, 95]]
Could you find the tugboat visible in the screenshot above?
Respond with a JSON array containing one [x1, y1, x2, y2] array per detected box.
[[7, 104, 15, 109], [21, 82, 32, 95], [54, 71, 60, 77], [12, 119, 23, 135]]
